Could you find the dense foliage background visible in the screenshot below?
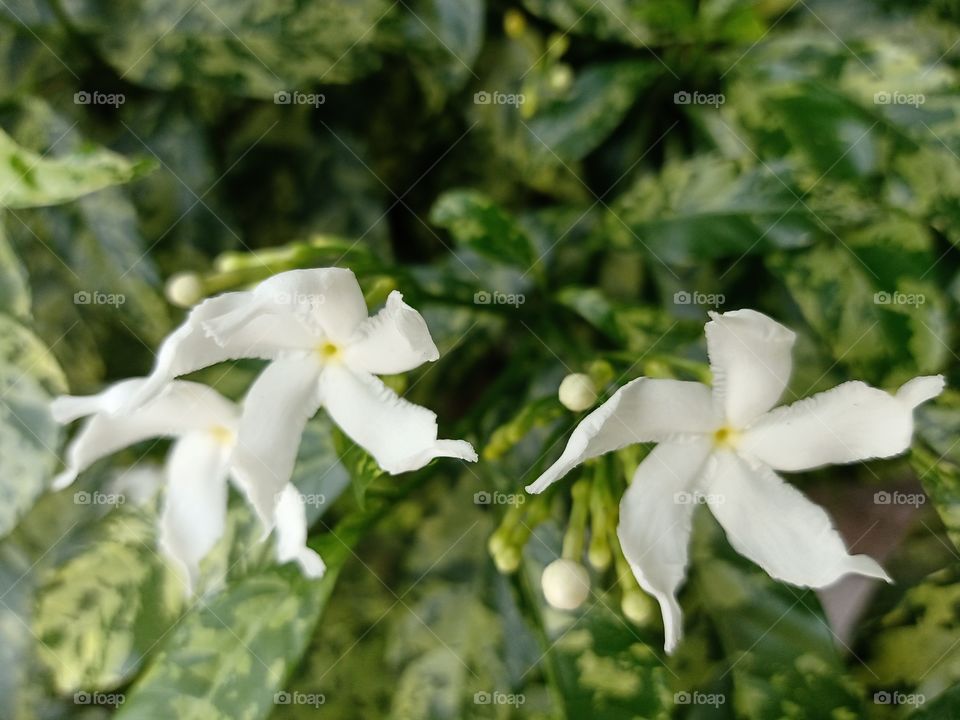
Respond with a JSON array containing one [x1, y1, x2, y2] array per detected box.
[[2, 0, 960, 717]]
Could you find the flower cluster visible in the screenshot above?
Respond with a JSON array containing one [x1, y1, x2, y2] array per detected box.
[[529, 309, 944, 653], [53, 290, 943, 652], [52, 268, 477, 592]]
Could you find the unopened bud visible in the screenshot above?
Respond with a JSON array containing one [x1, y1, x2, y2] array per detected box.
[[504, 8, 526, 37], [549, 65, 573, 92], [559, 373, 597, 412], [622, 590, 655, 625], [542, 559, 590, 610], [165, 272, 204, 308], [493, 545, 522, 574], [588, 534, 611, 570]]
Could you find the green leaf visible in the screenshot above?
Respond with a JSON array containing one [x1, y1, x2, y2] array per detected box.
[[767, 244, 889, 376], [689, 513, 867, 719], [116, 568, 337, 720], [914, 398, 960, 551], [0, 129, 154, 209], [859, 567, 960, 702], [607, 156, 817, 265], [0, 217, 30, 318], [524, 61, 657, 165], [430, 189, 536, 271], [520, 0, 692, 46], [56, 0, 397, 98], [386, 0, 485, 110], [910, 683, 960, 719], [0, 315, 65, 538], [33, 505, 183, 693]]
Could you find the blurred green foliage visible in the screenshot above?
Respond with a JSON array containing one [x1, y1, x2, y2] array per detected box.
[[1, 0, 960, 718]]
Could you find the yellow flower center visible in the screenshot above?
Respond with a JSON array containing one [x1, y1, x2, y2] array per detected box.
[[209, 424, 235, 446], [712, 425, 741, 449], [316, 340, 342, 363]]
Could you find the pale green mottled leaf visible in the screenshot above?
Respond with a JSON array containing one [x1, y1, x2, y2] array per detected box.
[[524, 61, 657, 165], [117, 569, 335, 720], [0, 315, 65, 537], [58, 0, 396, 98], [0, 129, 154, 209], [431, 189, 535, 270], [34, 505, 182, 692], [608, 156, 818, 265], [0, 217, 30, 318]]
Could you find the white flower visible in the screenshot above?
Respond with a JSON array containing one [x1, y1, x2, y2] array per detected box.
[[526, 309, 944, 653], [114, 268, 477, 528], [51, 379, 325, 593]]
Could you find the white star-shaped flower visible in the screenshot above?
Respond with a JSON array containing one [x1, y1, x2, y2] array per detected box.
[[113, 267, 477, 527], [526, 309, 944, 653], [52, 379, 325, 593]]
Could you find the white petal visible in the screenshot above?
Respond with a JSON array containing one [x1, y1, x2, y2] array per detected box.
[[896, 374, 946, 408], [319, 365, 477, 474], [159, 433, 231, 594], [53, 380, 238, 490], [739, 376, 944, 472], [209, 268, 367, 345], [704, 451, 890, 587], [618, 439, 713, 654], [229, 357, 323, 529], [343, 291, 439, 374], [274, 484, 326, 579], [119, 292, 315, 412], [525, 378, 718, 494], [705, 309, 795, 427]]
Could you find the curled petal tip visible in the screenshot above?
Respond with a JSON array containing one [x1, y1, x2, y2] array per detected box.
[[847, 554, 892, 584], [437, 439, 478, 463], [896, 375, 946, 409], [296, 550, 327, 579], [51, 470, 77, 491]]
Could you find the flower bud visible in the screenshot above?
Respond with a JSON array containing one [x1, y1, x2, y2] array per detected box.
[[621, 590, 655, 625], [493, 545, 521, 574], [503, 8, 526, 37], [559, 373, 597, 412], [165, 272, 204, 308], [549, 64, 573, 92], [542, 559, 590, 610]]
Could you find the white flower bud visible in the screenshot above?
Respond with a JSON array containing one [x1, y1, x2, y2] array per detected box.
[[558, 373, 597, 412], [621, 591, 654, 625], [542, 559, 590, 610], [165, 272, 204, 308]]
